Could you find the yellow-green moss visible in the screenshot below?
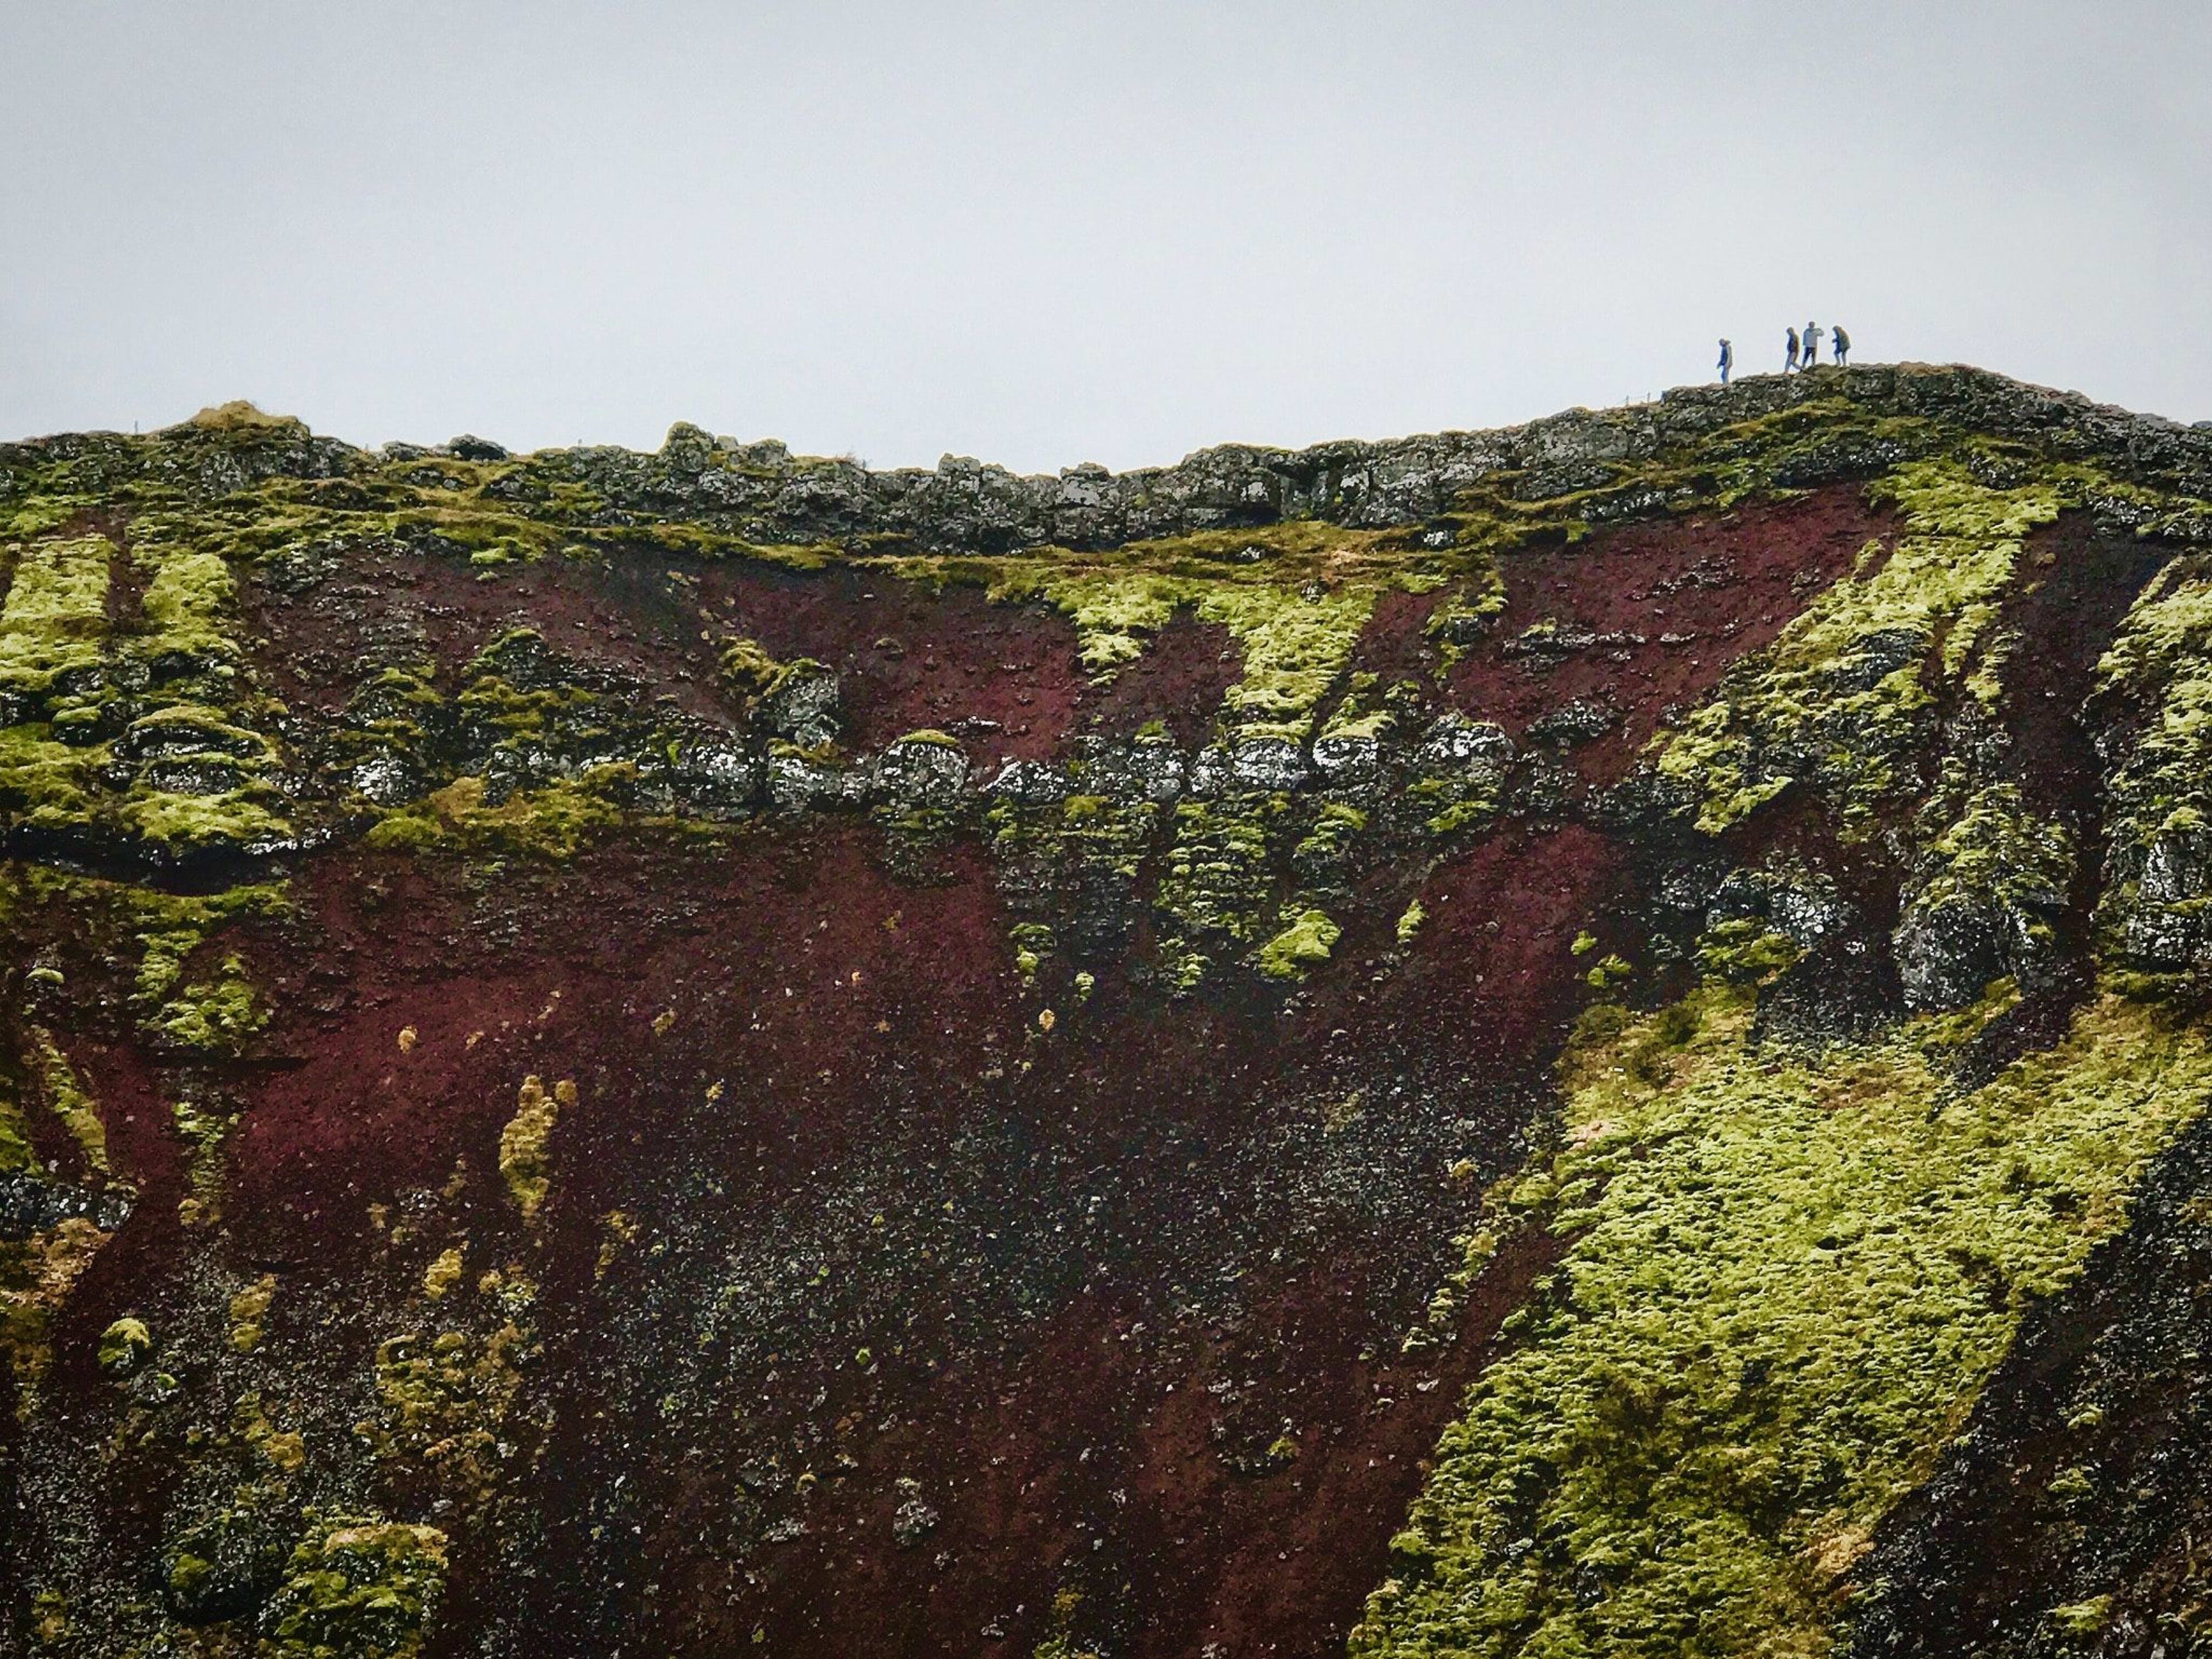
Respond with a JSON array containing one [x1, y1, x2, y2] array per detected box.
[[97, 1315, 152, 1374], [29, 1027, 107, 1173], [0, 1080, 30, 1175], [911, 520, 1468, 738], [366, 770, 633, 861], [362, 1312, 532, 1506], [230, 1272, 277, 1353], [1653, 460, 2064, 835], [149, 953, 268, 1056], [499, 1075, 572, 1221], [260, 1512, 448, 1659], [1153, 794, 1284, 988], [422, 1247, 464, 1301], [2094, 554, 2212, 966], [1354, 987, 2212, 1658], [1257, 908, 1342, 980], [135, 544, 238, 664], [0, 535, 110, 695]]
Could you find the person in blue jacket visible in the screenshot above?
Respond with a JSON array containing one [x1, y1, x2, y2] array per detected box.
[[1786, 327, 1801, 372], [1718, 339, 1733, 385], [1833, 324, 1851, 366]]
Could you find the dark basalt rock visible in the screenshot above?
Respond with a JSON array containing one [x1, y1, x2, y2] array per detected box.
[[0, 1170, 135, 1237]]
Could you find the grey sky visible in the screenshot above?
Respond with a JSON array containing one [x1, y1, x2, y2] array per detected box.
[[4, 2, 2207, 472]]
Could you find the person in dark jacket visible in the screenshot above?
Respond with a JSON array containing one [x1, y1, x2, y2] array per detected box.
[[1718, 339, 1733, 385], [1786, 328, 1800, 373], [1833, 325, 1851, 366]]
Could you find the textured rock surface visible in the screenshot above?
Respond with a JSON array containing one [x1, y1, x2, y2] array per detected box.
[[4, 369, 2212, 1657]]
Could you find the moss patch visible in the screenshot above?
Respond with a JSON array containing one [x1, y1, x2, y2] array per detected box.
[[259, 1513, 448, 1659], [2094, 554, 2212, 972], [1257, 908, 1342, 980], [1354, 987, 2212, 1658], [1653, 461, 2063, 835], [498, 1075, 572, 1221]]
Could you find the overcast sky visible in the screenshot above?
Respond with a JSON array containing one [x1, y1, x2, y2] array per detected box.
[[3, 3, 2207, 472]]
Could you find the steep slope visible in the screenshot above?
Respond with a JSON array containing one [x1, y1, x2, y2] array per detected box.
[[2, 367, 2210, 1658]]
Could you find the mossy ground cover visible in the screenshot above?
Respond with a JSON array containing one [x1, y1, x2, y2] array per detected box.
[[942, 522, 1448, 740], [0, 521, 294, 854], [1653, 460, 2064, 835], [1353, 985, 2212, 1659], [2093, 552, 2212, 971]]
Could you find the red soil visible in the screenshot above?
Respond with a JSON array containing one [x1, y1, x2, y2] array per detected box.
[[1440, 485, 1891, 780], [21, 801, 1631, 1659], [696, 566, 1090, 763], [247, 550, 1092, 767], [1077, 613, 1244, 749]]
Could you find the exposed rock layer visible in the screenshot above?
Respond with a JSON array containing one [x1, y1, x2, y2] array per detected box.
[[3, 368, 2212, 1658]]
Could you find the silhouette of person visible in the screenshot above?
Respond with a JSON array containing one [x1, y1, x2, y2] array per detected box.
[[1804, 322, 1824, 368], [1833, 325, 1851, 366], [1786, 328, 1801, 373], [1718, 339, 1733, 385]]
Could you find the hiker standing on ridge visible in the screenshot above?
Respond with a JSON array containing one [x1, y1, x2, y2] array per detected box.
[[1833, 324, 1851, 365], [1786, 327, 1801, 372], [1718, 339, 1733, 385], [1804, 321, 1824, 369]]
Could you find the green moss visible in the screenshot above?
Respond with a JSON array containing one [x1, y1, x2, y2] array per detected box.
[[1196, 582, 1378, 734], [1652, 460, 2064, 835], [362, 1309, 533, 1506], [366, 770, 632, 861], [499, 1075, 571, 1221], [717, 635, 794, 701], [97, 1315, 151, 1375], [0, 725, 101, 830], [1353, 987, 2212, 1658], [1010, 921, 1056, 984], [1897, 781, 2074, 999], [1153, 794, 1283, 988], [149, 953, 267, 1056], [1293, 800, 1368, 870], [115, 781, 291, 852], [1697, 918, 1805, 984], [1321, 679, 1396, 743], [0, 1081, 29, 1175], [0, 535, 110, 696], [259, 1512, 448, 1659], [0, 513, 297, 857], [987, 791, 1161, 986], [135, 544, 238, 664], [1422, 793, 1501, 838], [1396, 897, 1427, 946], [29, 1027, 107, 1173], [909, 520, 1469, 740], [2049, 1595, 2113, 1638], [2094, 554, 2212, 968], [1257, 908, 1342, 980], [230, 1272, 279, 1353], [1584, 953, 1633, 990]]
